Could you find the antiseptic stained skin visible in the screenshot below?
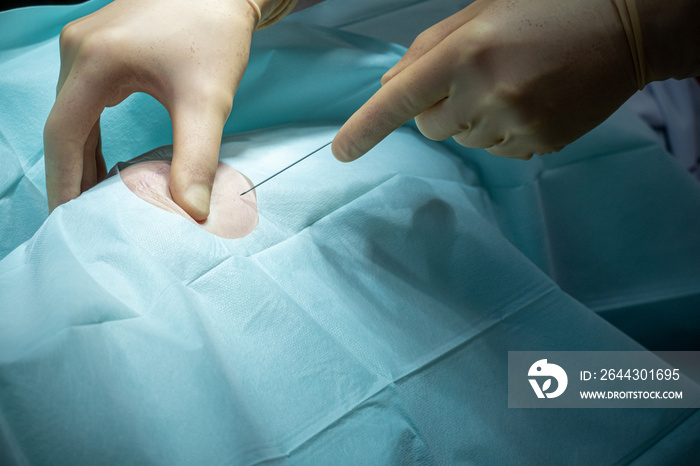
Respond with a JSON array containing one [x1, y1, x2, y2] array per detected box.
[[120, 160, 258, 239]]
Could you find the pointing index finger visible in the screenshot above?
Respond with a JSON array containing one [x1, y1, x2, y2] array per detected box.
[[333, 44, 453, 162]]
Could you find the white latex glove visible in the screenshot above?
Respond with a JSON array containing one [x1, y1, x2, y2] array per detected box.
[[44, 0, 297, 219], [332, 0, 700, 162]]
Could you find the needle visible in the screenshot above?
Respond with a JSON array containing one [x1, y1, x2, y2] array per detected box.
[[240, 141, 332, 196]]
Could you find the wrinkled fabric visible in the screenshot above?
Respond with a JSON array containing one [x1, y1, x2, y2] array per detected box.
[[0, 0, 406, 259], [1, 1, 700, 465], [2, 124, 700, 465], [623, 79, 700, 178]]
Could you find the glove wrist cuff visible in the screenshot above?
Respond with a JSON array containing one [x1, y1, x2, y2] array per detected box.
[[611, 0, 649, 89], [253, 0, 299, 30], [612, 0, 700, 88]]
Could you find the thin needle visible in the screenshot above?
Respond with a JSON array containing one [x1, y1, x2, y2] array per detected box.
[[240, 141, 332, 196]]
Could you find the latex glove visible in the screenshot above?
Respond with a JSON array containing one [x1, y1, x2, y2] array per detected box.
[[333, 0, 698, 162], [611, 0, 700, 88], [44, 0, 297, 219]]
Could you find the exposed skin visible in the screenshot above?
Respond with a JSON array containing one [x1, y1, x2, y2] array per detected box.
[[119, 160, 258, 239], [43, 0, 288, 220], [44, 0, 700, 220]]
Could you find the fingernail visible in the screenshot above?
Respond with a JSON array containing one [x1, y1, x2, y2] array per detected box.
[[184, 183, 211, 221]]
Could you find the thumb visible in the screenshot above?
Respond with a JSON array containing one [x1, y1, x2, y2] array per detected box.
[[168, 96, 231, 222]]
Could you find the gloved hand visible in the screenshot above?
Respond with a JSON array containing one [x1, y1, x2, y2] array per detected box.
[[332, 0, 700, 162], [44, 0, 297, 219]]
